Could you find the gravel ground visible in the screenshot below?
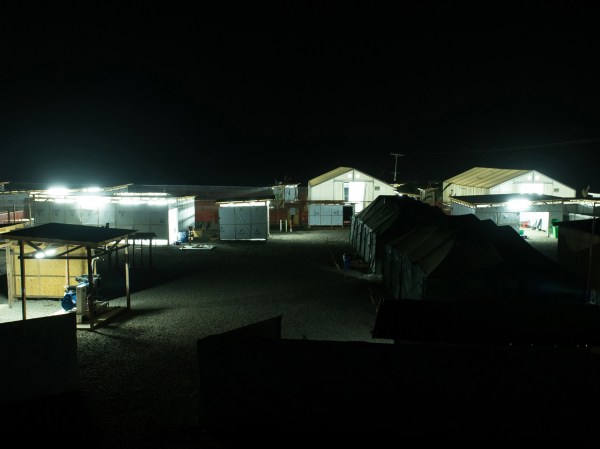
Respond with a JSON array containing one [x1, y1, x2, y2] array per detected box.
[[0, 227, 561, 448], [2, 228, 389, 448]]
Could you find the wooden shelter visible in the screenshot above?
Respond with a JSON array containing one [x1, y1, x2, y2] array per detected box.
[[1, 223, 135, 330]]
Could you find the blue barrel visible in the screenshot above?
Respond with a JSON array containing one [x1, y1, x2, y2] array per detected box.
[[178, 231, 189, 243], [343, 253, 352, 270]]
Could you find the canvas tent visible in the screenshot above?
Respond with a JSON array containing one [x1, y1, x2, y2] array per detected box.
[[349, 195, 445, 274], [382, 216, 586, 303]]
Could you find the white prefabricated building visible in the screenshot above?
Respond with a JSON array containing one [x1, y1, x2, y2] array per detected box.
[[219, 201, 269, 241], [449, 193, 568, 236], [442, 167, 576, 204], [308, 167, 398, 215], [29, 188, 195, 244], [308, 204, 344, 226]]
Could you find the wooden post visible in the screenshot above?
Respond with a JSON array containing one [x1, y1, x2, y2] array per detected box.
[[19, 240, 26, 320], [87, 246, 95, 330], [6, 242, 14, 308], [131, 238, 136, 267], [125, 239, 131, 309]]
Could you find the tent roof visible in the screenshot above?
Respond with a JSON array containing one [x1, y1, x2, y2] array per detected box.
[[386, 216, 564, 278], [452, 193, 564, 206], [444, 167, 531, 188], [354, 195, 445, 235], [308, 167, 353, 187]]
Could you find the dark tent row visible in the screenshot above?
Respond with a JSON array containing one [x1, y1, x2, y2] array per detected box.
[[349, 195, 445, 274], [351, 196, 587, 303]]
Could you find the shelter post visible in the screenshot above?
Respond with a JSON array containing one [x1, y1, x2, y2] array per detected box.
[[19, 239, 26, 320], [87, 246, 95, 330], [125, 239, 130, 308]]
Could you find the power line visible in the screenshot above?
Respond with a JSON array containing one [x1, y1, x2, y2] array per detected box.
[[401, 137, 600, 156]]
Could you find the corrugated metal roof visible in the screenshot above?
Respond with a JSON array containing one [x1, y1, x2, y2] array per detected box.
[[308, 167, 352, 187], [444, 167, 531, 188]]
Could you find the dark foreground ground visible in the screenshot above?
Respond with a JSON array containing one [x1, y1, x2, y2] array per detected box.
[[1, 229, 389, 447], [3, 227, 597, 447]]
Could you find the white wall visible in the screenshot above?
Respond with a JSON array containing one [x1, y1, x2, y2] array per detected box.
[[32, 200, 173, 240], [219, 203, 269, 240], [443, 185, 489, 203], [492, 171, 576, 198], [308, 204, 343, 226], [444, 170, 576, 203], [308, 168, 397, 212]]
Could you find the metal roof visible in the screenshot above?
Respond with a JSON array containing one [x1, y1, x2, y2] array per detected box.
[[0, 223, 136, 247], [444, 167, 531, 188], [308, 167, 353, 187], [451, 193, 564, 206]]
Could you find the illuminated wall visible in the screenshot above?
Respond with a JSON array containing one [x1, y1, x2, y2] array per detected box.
[[308, 168, 397, 213], [219, 202, 269, 240], [31, 194, 196, 243]]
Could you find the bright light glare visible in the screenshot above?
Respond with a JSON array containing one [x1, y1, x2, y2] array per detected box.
[[54, 198, 75, 204], [47, 187, 70, 195], [77, 196, 110, 209], [518, 183, 543, 194], [507, 199, 531, 211]]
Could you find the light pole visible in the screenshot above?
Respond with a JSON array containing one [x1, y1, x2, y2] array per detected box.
[[390, 153, 403, 183]]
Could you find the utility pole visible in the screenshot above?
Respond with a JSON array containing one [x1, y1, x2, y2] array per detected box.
[[390, 153, 404, 183]]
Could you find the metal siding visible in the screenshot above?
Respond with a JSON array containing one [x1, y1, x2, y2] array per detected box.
[[132, 204, 151, 224], [220, 224, 235, 240], [49, 203, 66, 223], [33, 202, 50, 224], [81, 208, 99, 226], [251, 205, 268, 224], [308, 204, 321, 226], [497, 212, 519, 227], [115, 204, 134, 228], [150, 223, 169, 240], [450, 203, 475, 216], [99, 204, 116, 228], [150, 206, 167, 225], [233, 206, 252, 239]]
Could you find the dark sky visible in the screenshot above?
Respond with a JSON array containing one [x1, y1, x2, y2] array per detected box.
[[2, 27, 600, 192]]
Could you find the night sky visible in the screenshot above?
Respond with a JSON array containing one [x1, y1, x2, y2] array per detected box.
[[2, 27, 600, 192]]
